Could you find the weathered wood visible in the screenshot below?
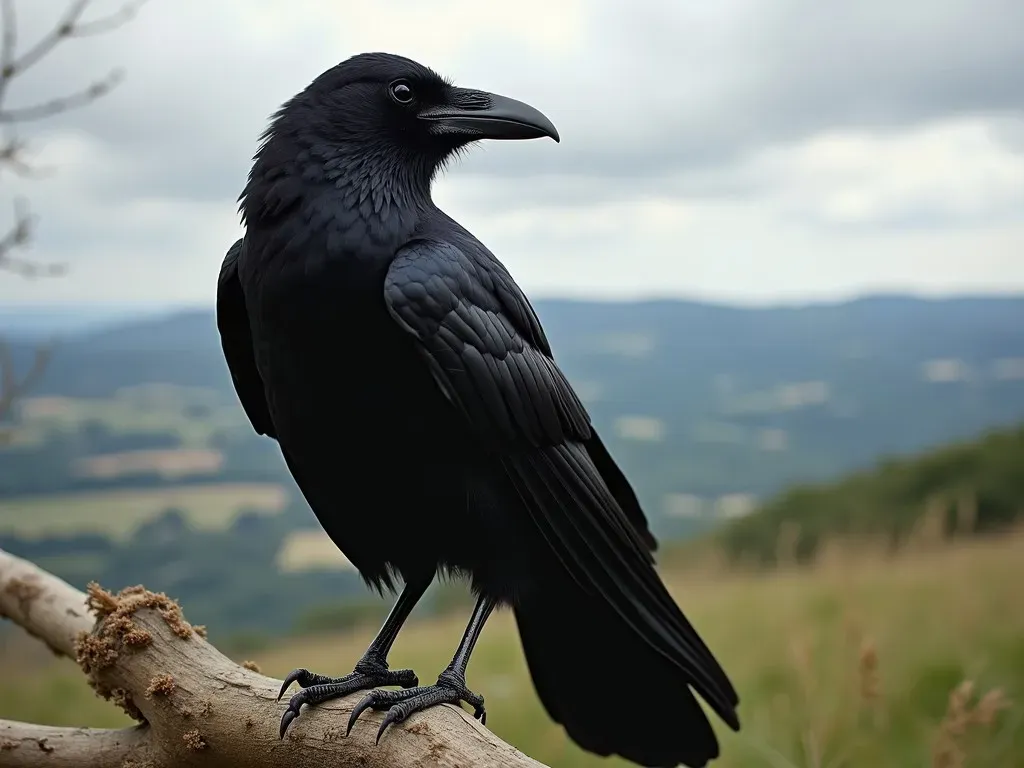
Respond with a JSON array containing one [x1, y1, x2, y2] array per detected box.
[[0, 548, 549, 768]]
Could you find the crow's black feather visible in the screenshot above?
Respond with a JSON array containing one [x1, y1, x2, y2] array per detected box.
[[218, 51, 738, 767]]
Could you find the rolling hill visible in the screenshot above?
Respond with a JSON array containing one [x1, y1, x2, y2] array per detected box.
[[3, 293, 1023, 637], [8, 294, 1024, 517]]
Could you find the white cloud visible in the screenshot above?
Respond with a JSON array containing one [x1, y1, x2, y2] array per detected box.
[[0, 0, 1021, 305], [749, 118, 1024, 227]]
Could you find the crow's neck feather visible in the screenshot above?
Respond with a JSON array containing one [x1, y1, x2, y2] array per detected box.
[[239, 125, 442, 250]]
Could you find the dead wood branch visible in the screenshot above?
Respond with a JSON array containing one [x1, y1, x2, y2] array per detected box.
[[0, 548, 549, 768]]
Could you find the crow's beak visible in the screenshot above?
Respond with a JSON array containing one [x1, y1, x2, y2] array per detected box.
[[419, 87, 560, 143]]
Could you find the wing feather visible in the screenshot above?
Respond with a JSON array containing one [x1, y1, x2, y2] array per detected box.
[[216, 238, 276, 439], [384, 240, 739, 726], [385, 240, 589, 448]]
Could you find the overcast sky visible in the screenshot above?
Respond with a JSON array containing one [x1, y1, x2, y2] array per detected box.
[[2, 0, 1023, 307]]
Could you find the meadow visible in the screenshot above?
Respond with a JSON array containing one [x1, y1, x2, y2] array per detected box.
[[2, 528, 1021, 767], [0, 482, 287, 540]]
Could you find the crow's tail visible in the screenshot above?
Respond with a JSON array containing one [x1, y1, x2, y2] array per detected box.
[[514, 574, 728, 768]]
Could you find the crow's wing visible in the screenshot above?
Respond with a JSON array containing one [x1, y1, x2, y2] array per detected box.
[[217, 238, 277, 439], [385, 239, 590, 449], [384, 240, 738, 724]]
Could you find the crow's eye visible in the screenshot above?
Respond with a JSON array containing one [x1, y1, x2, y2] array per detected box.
[[389, 80, 414, 104]]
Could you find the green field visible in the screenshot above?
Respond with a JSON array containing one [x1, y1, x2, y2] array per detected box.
[[0, 482, 288, 540], [15, 388, 247, 447], [2, 530, 1022, 767]]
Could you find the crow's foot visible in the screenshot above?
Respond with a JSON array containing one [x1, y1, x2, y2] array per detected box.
[[277, 661, 418, 738], [347, 669, 486, 743]]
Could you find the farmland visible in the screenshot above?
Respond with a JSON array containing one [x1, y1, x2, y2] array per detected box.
[[0, 482, 288, 541], [12, 387, 246, 448]]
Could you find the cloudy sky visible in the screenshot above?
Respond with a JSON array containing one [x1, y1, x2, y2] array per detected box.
[[2, 0, 1023, 307]]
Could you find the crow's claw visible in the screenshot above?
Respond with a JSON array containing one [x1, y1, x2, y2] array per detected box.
[[346, 673, 486, 743], [276, 662, 419, 738], [277, 667, 343, 701], [279, 707, 298, 739]]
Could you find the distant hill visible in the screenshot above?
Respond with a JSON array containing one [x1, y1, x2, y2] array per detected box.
[[5, 294, 1024, 537], [714, 423, 1024, 564], [0, 304, 182, 340]]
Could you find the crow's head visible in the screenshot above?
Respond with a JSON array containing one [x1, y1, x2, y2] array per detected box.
[[243, 53, 557, 232], [265, 52, 557, 170]]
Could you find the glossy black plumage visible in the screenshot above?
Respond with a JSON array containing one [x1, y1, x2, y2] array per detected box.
[[218, 52, 739, 767]]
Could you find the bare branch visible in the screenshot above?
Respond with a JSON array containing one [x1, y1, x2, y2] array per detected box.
[[0, 720, 152, 768], [0, 136, 52, 178], [0, 0, 89, 78], [65, 0, 147, 38], [0, 336, 54, 422], [0, 194, 28, 252], [0, 0, 146, 127], [1, 1, 145, 82], [0, 67, 124, 124], [0, 550, 550, 768], [0, 198, 63, 277], [0, 0, 19, 108], [0, 0, 147, 394]]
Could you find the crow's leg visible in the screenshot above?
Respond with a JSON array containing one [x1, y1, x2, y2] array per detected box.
[[278, 574, 431, 737], [347, 594, 496, 743]]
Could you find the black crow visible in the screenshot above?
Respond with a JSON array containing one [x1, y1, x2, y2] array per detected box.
[[218, 52, 739, 768]]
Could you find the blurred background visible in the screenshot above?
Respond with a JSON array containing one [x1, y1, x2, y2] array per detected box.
[[0, 1, 1022, 766]]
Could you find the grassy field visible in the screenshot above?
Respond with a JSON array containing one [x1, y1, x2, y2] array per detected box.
[[276, 528, 358, 572], [0, 482, 288, 540], [1, 530, 1022, 767], [15, 387, 246, 447]]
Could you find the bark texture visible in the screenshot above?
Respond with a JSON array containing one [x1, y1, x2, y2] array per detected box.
[[0, 548, 548, 768]]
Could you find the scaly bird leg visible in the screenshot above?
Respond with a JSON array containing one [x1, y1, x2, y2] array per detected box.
[[278, 574, 432, 737], [347, 593, 496, 743]]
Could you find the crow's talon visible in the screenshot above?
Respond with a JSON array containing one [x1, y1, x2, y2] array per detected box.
[[276, 663, 419, 738], [279, 707, 298, 739], [346, 677, 486, 742], [277, 667, 338, 701]]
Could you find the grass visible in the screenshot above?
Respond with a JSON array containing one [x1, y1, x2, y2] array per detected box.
[[0, 483, 288, 540], [1, 530, 1022, 767], [276, 528, 358, 572]]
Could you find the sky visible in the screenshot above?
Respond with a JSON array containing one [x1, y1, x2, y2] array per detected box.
[[1, 0, 1023, 307]]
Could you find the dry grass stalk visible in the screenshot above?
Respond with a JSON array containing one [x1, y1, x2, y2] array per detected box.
[[931, 680, 1012, 768]]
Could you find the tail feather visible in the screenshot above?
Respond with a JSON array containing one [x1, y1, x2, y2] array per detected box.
[[501, 440, 739, 767], [585, 432, 658, 554], [503, 443, 739, 720], [515, 578, 721, 768]]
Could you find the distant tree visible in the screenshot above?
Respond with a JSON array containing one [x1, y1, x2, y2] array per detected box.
[[0, 0, 147, 428]]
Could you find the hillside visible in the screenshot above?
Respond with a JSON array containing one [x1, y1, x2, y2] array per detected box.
[[2, 294, 1024, 639], [8, 294, 1024, 510], [715, 423, 1024, 564]]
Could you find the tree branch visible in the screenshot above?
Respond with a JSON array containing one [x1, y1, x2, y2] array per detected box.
[[0, 336, 54, 426], [0, 549, 549, 768], [0, 68, 124, 124], [0, 0, 145, 84], [0, 720, 150, 768], [0, 0, 147, 280]]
